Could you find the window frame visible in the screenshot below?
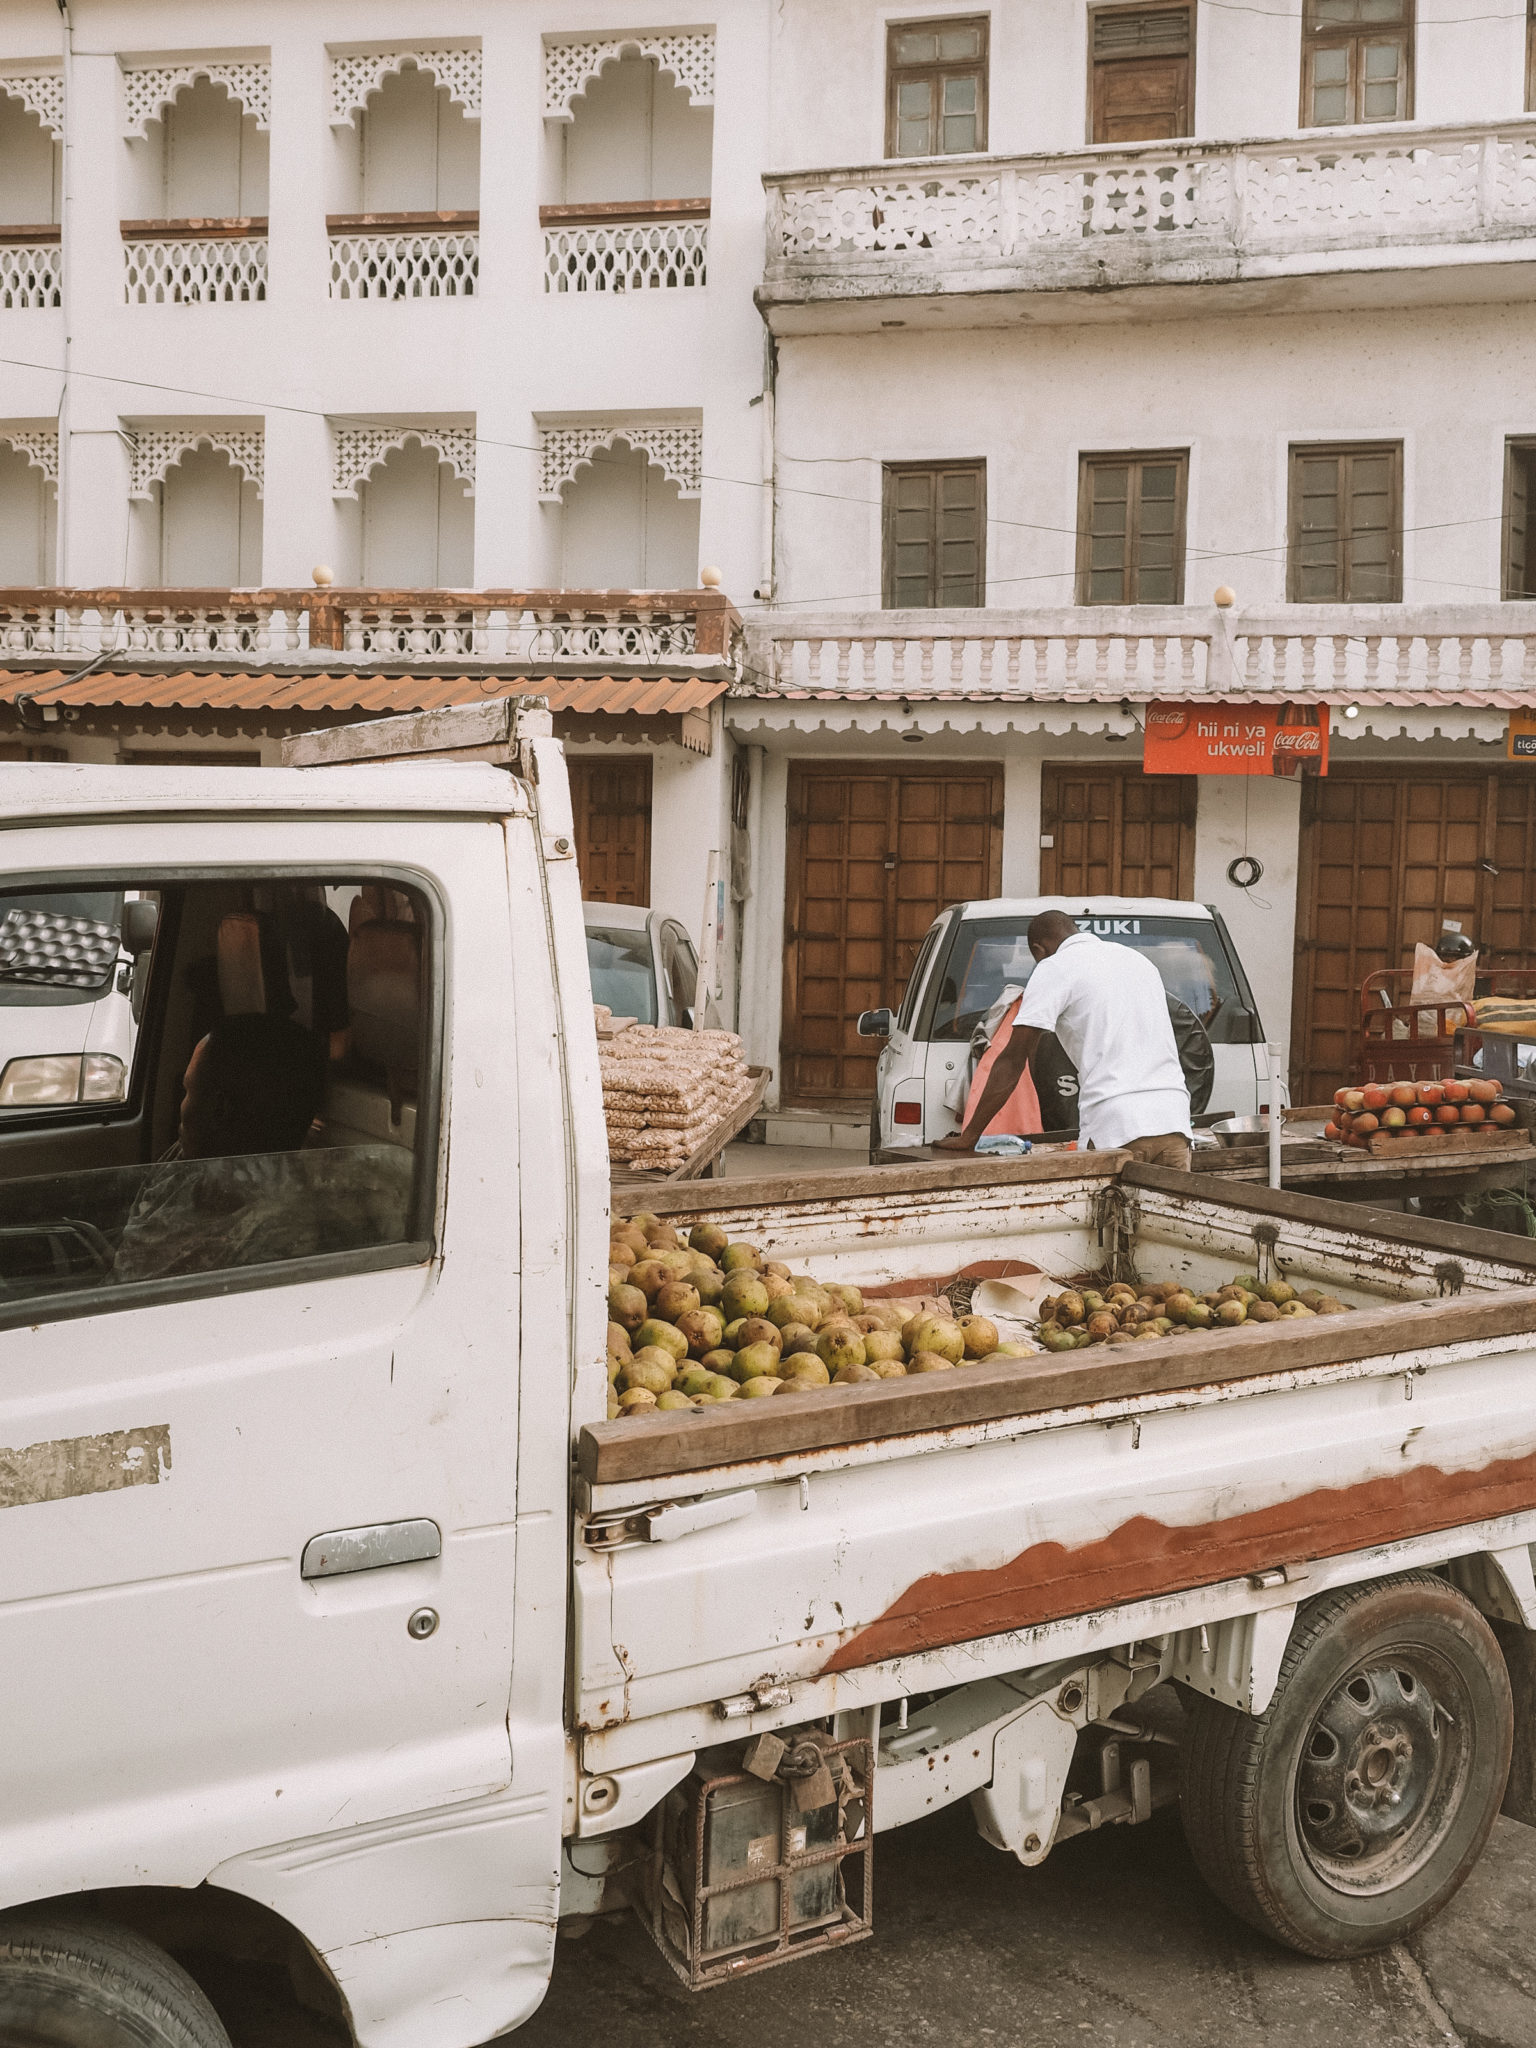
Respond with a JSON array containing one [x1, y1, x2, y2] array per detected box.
[[0, 859, 444, 1335], [1076, 448, 1189, 605], [881, 458, 988, 609], [1086, 2, 1196, 146], [1299, 0, 1415, 128], [1528, 0, 1535, 113], [1505, 437, 1536, 601], [884, 13, 991, 160], [1287, 440, 1404, 604]]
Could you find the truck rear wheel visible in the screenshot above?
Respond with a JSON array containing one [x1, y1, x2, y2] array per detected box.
[[0, 1912, 232, 2048], [1180, 1572, 1512, 1957]]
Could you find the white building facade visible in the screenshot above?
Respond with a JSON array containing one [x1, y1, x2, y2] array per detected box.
[[1, 0, 1535, 1110]]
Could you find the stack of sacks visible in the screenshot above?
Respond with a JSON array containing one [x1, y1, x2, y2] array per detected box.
[[602, 1026, 753, 1170]]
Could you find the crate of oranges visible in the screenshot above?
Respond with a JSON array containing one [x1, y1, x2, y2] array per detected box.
[[1325, 1077, 1520, 1152]]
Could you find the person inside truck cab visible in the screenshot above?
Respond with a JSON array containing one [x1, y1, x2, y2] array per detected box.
[[937, 909, 1193, 1168], [112, 1013, 331, 1284]]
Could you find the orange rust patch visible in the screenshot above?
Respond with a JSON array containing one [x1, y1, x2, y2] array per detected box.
[[819, 1442, 1536, 1674]]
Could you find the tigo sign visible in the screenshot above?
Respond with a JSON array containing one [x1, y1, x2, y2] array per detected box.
[[1507, 711, 1536, 760], [1143, 702, 1330, 777]]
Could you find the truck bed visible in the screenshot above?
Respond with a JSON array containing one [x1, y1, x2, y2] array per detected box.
[[574, 1159, 1536, 1775]]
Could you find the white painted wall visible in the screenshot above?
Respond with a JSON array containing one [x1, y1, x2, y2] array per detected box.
[[129, 442, 263, 585], [356, 440, 474, 587], [769, 303, 1536, 614], [0, 91, 58, 223], [558, 439, 699, 588], [1191, 774, 1302, 1066], [560, 53, 712, 204], [764, 0, 1530, 168], [0, 441, 55, 579], [342, 61, 480, 213], [124, 76, 269, 219]]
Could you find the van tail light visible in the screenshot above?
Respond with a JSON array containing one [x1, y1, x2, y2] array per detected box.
[[893, 1101, 922, 1125]]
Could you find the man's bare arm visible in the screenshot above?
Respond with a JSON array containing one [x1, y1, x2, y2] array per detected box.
[[934, 1024, 1043, 1152]]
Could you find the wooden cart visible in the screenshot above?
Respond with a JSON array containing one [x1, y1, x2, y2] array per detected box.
[[610, 1064, 770, 1189]]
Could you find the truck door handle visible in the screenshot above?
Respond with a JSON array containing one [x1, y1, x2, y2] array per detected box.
[[301, 1519, 442, 1580]]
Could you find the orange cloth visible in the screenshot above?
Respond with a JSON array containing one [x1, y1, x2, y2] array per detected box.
[[962, 995, 1043, 1137]]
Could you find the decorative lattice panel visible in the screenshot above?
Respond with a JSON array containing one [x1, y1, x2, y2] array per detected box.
[[331, 424, 477, 498], [0, 244, 61, 311], [0, 70, 64, 138], [128, 427, 264, 500], [330, 47, 481, 125], [0, 429, 58, 481], [330, 226, 478, 299], [123, 237, 267, 305], [543, 30, 714, 118], [544, 219, 706, 293], [539, 420, 702, 501], [121, 60, 271, 137]]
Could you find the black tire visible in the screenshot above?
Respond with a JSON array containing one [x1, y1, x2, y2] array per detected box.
[[0, 1912, 232, 2048], [1179, 1571, 1512, 1958]]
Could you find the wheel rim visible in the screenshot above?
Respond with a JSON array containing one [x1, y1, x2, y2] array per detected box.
[[1294, 1651, 1474, 1896]]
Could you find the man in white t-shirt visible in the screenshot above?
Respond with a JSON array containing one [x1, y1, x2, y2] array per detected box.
[[935, 909, 1193, 1167]]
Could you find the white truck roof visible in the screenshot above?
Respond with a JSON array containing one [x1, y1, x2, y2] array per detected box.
[[0, 760, 525, 823], [954, 895, 1215, 922]]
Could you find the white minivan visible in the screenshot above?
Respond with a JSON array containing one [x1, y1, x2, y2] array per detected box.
[[862, 896, 1268, 1155]]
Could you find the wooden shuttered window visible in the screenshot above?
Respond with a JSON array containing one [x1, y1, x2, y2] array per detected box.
[[1507, 440, 1535, 600], [568, 755, 653, 906], [883, 461, 986, 608], [1077, 451, 1187, 603], [885, 16, 989, 157], [1288, 443, 1402, 603], [1090, 6, 1193, 143], [1301, 0, 1413, 126]]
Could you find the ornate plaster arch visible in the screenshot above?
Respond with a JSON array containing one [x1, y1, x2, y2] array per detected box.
[[332, 424, 477, 499], [543, 31, 715, 120], [128, 428, 264, 501], [0, 71, 64, 139], [120, 60, 271, 138], [329, 48, 482, 127], [0, 428, 58, 483], [540, 421, 702, 501]]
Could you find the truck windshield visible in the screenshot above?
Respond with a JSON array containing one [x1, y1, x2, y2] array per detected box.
[[0, 890, 124, 1007], [586, 926, 658, 1026], [926, 915, 1243, 1042]]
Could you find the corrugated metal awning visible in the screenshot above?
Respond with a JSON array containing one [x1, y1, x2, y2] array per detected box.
[[0, 669, 729, 717]]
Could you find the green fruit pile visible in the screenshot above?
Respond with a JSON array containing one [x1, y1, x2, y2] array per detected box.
[[605, 1210, 1030, 1421], [1037, 1272, 1350, 1351]]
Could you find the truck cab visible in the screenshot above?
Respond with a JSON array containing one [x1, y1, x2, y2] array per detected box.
[[866, 895, 1268, 1153]]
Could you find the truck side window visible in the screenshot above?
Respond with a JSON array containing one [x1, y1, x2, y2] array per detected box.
[[0, 874, 435, 1322]]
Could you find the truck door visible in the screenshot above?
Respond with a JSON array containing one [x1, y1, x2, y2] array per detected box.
[[0, 812, 541, 1915]]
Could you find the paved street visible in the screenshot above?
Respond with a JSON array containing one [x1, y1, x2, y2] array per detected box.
[[507, 1805, 1536, 2048]]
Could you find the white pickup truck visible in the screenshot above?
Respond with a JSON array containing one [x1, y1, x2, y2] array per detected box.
[[6, 700, 1536, 2048]]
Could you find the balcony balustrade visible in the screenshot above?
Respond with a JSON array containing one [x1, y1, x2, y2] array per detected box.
[[745, 605, 1536, 703], [761, 120, 1536, 320], [120, 219, 268, 305], [541, 199, 709, 293], [328, 213, 479, 300], [0, 588, 740, 668], [0, 225, 61, 311]]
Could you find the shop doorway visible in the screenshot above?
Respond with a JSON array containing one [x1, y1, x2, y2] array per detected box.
[[568, 755, 653, 907], [1040, 763, 1196, 898], [1292, 767, 1536, 1102], [781, 763, 1002, 1105]]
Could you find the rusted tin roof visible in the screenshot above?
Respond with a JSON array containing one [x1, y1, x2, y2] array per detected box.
[[0, 669, 729, 716]]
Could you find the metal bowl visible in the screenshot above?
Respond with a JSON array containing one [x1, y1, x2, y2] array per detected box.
[[1209, 1115, 1278, 1146]]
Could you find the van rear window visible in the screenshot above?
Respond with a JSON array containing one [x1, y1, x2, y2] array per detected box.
[[926, 916, 1246, 1042]]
